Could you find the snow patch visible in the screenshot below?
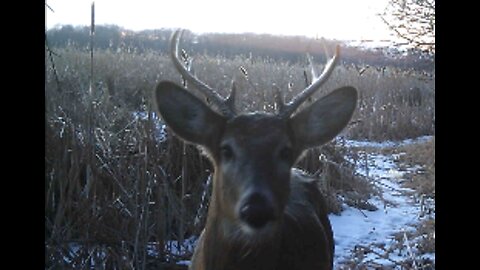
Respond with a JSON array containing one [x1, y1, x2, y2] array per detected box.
[[340, 135, 433, 149]]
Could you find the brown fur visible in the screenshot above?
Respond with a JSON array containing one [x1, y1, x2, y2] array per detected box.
[[190, 169, 333, 270]]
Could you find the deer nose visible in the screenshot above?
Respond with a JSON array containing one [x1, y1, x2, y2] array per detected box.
[[239, 192, 275, 229]]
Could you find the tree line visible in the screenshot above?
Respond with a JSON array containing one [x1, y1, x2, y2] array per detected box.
[[46, 25, 434, 71]]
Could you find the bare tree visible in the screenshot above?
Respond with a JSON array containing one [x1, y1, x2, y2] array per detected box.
[[379, 0, 435, 53]]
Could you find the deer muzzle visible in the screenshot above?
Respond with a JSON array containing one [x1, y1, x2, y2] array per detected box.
[[239, 191, 276, 229]]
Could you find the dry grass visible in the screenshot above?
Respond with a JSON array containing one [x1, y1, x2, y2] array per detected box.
[[376, 136, 435, 197], [45, 44, 434, 268], [396, 138, 435, 197], [297, 143, 378, 215], [393, 137, 435, 267], [46, 45, 435, 140], [343, 65, 435, 141]]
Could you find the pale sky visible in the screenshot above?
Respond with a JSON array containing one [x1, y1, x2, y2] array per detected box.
[[45, 0, 395, 41]]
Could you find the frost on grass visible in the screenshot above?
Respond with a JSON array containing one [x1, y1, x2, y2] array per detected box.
[[132, 110, 167, 142]]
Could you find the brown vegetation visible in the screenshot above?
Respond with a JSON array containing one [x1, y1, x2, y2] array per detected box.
[[45, 38, 434, 268]]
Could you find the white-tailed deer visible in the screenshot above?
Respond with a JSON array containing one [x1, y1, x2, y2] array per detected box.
[[155, 30, 357, 270]]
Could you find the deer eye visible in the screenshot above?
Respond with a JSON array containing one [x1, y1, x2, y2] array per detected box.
[[279, 146, 293, 163], [220, 144, 234, 162]]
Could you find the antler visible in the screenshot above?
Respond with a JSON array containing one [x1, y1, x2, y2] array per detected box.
[[170, 29, 236, 118], [279, 45, 340, 118]]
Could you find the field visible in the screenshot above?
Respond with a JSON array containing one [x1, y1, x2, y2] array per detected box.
[[45, 33, 434, 269]]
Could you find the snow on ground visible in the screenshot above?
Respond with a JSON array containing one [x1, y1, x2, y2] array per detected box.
[[340, 135, 433, 149], [331, 136, 435, 268]]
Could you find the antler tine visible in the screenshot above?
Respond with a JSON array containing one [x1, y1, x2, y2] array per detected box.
[[170, 29, 235, 118], [280, 45, 340, 118], [225, 80, 236, 113]]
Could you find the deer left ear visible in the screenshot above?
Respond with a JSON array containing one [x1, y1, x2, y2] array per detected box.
[[155, 81, 226, 149], [289, 86, 357, 150]]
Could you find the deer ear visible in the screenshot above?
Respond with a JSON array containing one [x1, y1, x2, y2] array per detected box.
[[155, 81, 226, 148], [289, 86, 357, 150]]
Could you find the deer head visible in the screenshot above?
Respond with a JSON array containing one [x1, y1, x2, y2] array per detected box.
[[155, 30, 357, 240]]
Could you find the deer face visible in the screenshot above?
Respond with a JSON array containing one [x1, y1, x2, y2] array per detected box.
[[217, 114, 293, 233], [154, 29, 357, 241], [155, 81, 357, 237]]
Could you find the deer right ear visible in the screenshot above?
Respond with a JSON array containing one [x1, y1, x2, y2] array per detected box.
[[155, 81, 226, 148], [289, 86, 357, 150]]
